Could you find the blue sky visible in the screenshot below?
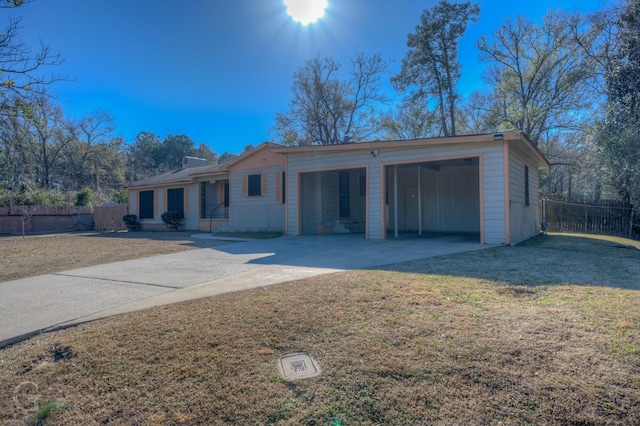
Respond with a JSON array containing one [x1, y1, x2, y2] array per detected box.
[[15, 0, 606, 155]]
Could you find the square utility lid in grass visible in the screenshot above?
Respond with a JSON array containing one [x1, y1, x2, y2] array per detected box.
[[278, 352, 321, 380]]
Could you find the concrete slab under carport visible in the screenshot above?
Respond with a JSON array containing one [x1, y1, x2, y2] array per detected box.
[[387, 231, 482, 243]]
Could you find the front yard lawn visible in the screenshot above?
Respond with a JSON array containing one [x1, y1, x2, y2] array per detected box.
[[0, 233, 639, 424]]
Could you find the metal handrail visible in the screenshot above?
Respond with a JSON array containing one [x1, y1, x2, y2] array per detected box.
[[209, 202, 228, 232]]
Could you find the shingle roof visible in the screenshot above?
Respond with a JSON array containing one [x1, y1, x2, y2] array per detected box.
[[126, 163, 225, 188], [125, 142, 284, 189]]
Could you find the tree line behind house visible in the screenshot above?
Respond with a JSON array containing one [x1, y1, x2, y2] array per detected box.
[[0, 0, 638, 209]]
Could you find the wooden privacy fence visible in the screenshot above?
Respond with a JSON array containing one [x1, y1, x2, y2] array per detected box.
[[0, 205, 94, 234], [0, 204, 129, 234], [93, 204, 128, 232], [542, 197, 637, 239]]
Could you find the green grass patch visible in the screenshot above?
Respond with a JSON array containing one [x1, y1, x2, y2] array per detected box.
[[32, 400, 68, 425]]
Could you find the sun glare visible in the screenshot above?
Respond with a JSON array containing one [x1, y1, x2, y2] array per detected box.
[[284, 0, 328, 25]]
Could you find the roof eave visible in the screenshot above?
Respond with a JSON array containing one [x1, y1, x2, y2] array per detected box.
[[272, 133, 520, 154]]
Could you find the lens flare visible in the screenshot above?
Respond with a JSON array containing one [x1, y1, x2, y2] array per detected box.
[[284, 0, 328, 25]]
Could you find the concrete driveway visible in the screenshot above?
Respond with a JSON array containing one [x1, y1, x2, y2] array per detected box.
[[0, 233, 492, 347]]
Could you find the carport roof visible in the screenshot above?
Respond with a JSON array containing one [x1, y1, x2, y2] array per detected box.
[[273, 132, 549, 170]]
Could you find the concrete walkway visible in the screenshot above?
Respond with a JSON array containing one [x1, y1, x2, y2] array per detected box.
[[0, 234, 493, 347]]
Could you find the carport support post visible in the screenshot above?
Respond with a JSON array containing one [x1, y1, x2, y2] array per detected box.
[[394, 165, 399, 239], [418, 166, 422, 235]]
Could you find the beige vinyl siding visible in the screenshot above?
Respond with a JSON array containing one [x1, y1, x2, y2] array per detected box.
[[300, 172, 324, 234], [137, 186, 200, 229], [184, 184, 199, 230], [349, 171, 367, 224], [322, 172, 339, 223], [275, 171, 284, 204], [130, 188, 163, 227], [509, 150, 540, 243], [128, 190, 138, 217], [287, 142, 502, 241], [434, 165, 480, 232], [422, 167, 439, 230], [231, 167, 285, 231], [368, 165, 382, 239], [286, 169, 297, 235], [229, 145, 286, 170], [152, 189, 164, 225], [482, 146, 507, 244]]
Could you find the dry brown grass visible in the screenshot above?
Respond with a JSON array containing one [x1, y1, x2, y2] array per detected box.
[[0, 231, 223, 282], [0, 233, 639, 425]]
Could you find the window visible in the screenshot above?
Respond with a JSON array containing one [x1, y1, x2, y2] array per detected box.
[[167, 188, 184, 215], [139, 190, 154, 219], [248, 174, 262, 196], [524, 165, 530, 206], [339, 171, 350, 218]]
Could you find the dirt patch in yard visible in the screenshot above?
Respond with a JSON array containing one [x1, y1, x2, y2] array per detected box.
[[0, 231, 228, 282]]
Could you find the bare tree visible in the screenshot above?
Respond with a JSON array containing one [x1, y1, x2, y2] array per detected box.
[[570, 4, 623, 98], [477, 11, 594, 146], [21, 93, 74, 188], [457, 90, 493, 135], [0, 106, 33, 188], [57, 110, 125, 191], [271, 53, 388, 145], [379, 102, 440, 140], [0, 3, 64, 110]]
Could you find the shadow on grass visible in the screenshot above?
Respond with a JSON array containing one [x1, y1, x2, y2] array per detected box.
[[76, 231, 640, 291], [384, 233, 640, 290]]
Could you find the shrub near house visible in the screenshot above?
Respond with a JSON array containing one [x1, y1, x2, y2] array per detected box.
[[161, 211, 184, 231]]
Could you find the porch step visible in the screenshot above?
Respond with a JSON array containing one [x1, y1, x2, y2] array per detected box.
[[344, 222, 365, 233], [332, 220, 365, 234]]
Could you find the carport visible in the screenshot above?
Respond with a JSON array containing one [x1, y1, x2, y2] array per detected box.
[[384, 157, 481, 241], [277, 133, 548, 245], [299, 167, 367, 236]]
